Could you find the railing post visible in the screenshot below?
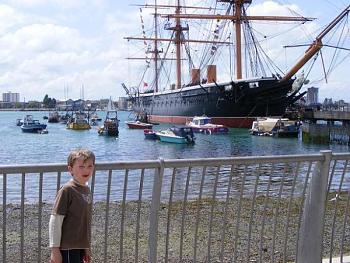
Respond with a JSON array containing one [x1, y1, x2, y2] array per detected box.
[[297, 150, 332, 263], [149, 158, 165, 263]]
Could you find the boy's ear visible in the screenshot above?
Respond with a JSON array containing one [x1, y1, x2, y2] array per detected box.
[[68, 166, 73, 173]]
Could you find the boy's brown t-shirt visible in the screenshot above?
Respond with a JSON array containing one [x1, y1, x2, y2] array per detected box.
[[52, 179, 92, 249]]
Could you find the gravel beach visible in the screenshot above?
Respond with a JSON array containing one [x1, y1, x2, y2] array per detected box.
[[1, 192, 349, 262]]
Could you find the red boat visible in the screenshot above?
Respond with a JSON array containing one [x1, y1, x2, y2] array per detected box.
[[126, 121, 153, 129], [144, 129, 159, 140]]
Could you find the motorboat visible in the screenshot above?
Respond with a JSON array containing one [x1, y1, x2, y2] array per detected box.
[[21, 115, 47, 133], [48, 111, 60, 123], [126, 110, 154, 129], [39, 129, 49, 134], [156, 127, 195, 144], [90, 112, 102, 126], [59, 112, 71, 124], [16, 114, 32, 126], [98, 110, 119, 136], [250, 117, 300, 138], [67, 112, 91, 130], [126, 120, 153, 129], [144, 129, 159, 140], [186, 116, 229, 135], [16, 118, 24, 126]]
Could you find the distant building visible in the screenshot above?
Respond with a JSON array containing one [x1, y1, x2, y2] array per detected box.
[[118, 97, 128, 110], [306, 87, 318, 105], [2, 92, 20, 103], [323, 98, 333, 106]]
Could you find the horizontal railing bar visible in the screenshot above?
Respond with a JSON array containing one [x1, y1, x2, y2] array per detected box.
[[0, 154, 326, 174], [0, 164, 67, 174], [162, 154, 324, 167], [331, 152, 350, 160]]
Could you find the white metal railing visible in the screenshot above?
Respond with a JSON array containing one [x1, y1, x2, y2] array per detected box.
[[1, 151, 350, 262]]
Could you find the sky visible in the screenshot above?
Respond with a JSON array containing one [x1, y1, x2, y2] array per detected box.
[[0, 0, 348, 102]]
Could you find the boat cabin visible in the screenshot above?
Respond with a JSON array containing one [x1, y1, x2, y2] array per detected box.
[[192, 116, 211, 126], [170, 126, 194, 138]]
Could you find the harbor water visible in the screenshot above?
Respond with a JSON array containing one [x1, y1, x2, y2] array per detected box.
[[0, 110, 349, 203]]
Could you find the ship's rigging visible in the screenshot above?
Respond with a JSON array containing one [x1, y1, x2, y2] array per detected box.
[[126, 0, 320, 93]]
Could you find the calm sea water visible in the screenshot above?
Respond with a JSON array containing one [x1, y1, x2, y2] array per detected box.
[[0, 110, 349, 164], [0, 110, 349, 203]]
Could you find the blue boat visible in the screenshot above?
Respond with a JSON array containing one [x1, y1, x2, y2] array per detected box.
[[21, 115, 47, 133], [156, 127, 195, 144]]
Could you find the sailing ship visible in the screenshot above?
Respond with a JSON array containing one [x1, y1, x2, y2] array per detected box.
[[124, 1, 349, 128]]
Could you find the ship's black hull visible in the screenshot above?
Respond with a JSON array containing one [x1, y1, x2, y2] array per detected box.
[[131, 77, 300, 128]]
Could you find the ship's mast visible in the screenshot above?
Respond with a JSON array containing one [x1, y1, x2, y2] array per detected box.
[[175, 0, 182, 89], [154, 0, 159, 92], [164, 0, 313, 80], [281, 4, 350, 81], [234, 0, 244, 79]]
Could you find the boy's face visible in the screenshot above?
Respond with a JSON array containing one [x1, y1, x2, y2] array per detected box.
[[68, 157, 95, 185]]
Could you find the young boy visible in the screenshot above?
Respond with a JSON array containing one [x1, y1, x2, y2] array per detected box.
[[49, 149, 95, 263]]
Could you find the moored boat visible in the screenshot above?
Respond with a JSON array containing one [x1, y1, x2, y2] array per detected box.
[[21, 115, 47, 133], [90, 112, 102, 126], [98, 110, 119, 136], [67, 112, 91, 130], [186, 116, 229, 135], [250, 117, 300, 138], [126, 121, 153, 129], [16, 118, 23, 126], [59, 112, 71, 124], [144, 129, 159, 140], [48, 111, 60, 123], [156, 127, 195, 144]]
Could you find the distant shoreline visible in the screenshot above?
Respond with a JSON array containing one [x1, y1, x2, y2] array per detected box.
[[0, 108, 51, 111], [0, 108, 130, 112]]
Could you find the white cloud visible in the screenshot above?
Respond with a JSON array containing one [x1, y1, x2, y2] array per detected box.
[[0, 4, 25, 34], [0, 1, 348, 102], [8, 0, 84, 9], [5, 24, 82, 52]]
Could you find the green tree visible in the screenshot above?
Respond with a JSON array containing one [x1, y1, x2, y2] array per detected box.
[[43, 94, 57, 108], [43, 94, 49, 108], [48, 98, 56, 108]]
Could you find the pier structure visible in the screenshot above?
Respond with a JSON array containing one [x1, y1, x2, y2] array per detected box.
[[302, 109, 350, 144]]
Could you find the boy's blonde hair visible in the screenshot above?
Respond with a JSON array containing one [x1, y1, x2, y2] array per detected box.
[[67, 149, 95, 167]]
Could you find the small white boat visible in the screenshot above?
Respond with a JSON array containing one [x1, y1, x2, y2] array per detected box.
[[39, 129, 49, 134]]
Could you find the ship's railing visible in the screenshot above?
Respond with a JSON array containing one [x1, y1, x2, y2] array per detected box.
[[0, 150, 350, 263]]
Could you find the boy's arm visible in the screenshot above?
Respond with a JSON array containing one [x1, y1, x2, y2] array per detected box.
[[49, 214, 65, 262], [49, 214, 65, 247]]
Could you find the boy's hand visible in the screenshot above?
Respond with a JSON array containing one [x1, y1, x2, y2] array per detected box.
[[50, 247, 62, 263], [83, 248, 91, 263]]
